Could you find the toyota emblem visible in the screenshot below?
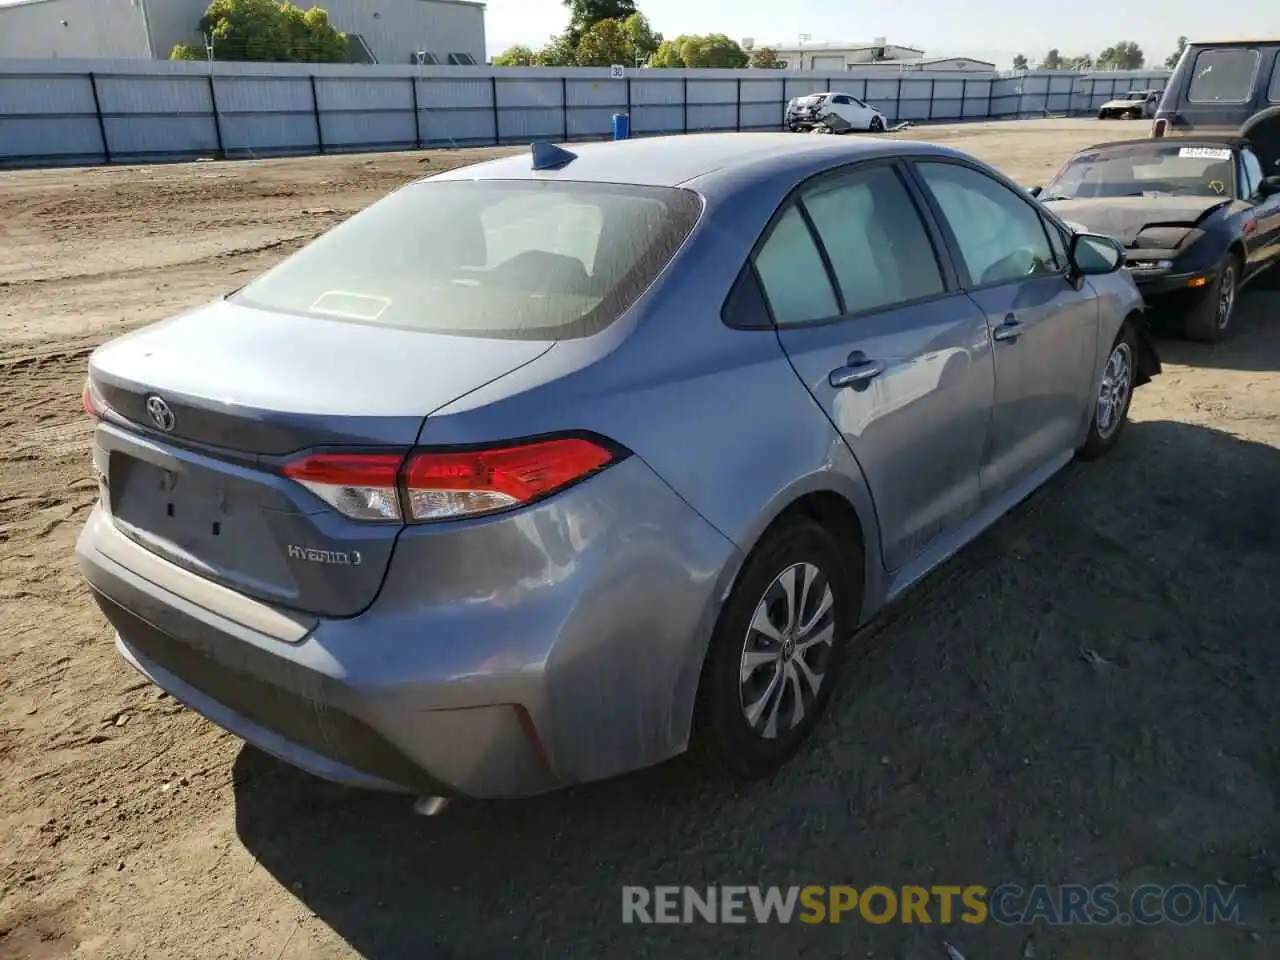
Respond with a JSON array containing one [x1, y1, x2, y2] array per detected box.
[[145, 395, 176, 432]]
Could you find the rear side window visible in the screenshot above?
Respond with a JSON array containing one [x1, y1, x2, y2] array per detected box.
[[1270, 55, 1280, 102], [801, 165, 945, 314], [233, 180, 702, 340], [1187, 48, 1260, 103], [753, 207, 839, 325]]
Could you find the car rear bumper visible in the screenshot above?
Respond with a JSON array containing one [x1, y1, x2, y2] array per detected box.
[[76, 455, 739, 799]]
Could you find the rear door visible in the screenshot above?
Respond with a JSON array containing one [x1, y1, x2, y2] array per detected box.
[[909, 159, 1099, 504], [759, 161, 996, 571]]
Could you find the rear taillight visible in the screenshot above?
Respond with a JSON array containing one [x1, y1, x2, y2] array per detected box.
[[82, 379, 102, 420], [282, 436, 622, 524], [283, 453, 404, 522], [1151, 118, 1167, 138]]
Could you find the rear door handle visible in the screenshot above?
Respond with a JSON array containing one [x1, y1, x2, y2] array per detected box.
[[828, 352, 885, 388], [992, 315, 1022, 343]]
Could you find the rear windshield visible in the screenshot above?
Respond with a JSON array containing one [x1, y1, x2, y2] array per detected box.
[[1187, 48, 1260, 103], [232, 179, 702, 340], [1044, 143, 1236, 200]]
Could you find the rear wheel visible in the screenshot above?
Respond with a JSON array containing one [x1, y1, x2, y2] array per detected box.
[[1126, 109, 1141, 120], [1184, 254, 1241, 343], [693, 517, 856, 778], [869, 115, 885, 133]]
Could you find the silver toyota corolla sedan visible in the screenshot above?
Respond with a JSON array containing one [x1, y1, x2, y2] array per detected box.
[[76, 133, 1160, 807]]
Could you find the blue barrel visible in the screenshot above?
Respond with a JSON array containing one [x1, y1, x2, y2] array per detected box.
[[612, 112, 631, 141]]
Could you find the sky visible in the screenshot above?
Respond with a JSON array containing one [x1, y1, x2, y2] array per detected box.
[[482, 0, 1277, 69]]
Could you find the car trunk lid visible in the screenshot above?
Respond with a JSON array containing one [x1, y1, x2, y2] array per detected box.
[[88, 298, 552, 618]]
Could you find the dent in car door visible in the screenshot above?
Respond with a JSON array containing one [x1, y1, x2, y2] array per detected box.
[[910, 160, 1098, 504], [754, 163, 995, 571]]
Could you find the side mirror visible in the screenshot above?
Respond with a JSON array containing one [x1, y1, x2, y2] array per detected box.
[[1069, 232, 1123, 276], [1260, 176, 1280, 197], [1028, 185, 1043, 198]]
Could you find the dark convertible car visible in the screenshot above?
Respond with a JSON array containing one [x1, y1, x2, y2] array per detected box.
[[1031, 137, 1280, 342]]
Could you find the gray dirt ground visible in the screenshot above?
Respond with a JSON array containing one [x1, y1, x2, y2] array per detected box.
[[1, 118, 1278, 959]]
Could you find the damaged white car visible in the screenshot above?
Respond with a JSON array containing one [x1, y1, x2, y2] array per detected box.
[[785, 92, 887, 134]]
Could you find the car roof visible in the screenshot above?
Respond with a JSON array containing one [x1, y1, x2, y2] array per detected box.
[[1187, 38, 1280, 47], [419, 133, 957, 190]]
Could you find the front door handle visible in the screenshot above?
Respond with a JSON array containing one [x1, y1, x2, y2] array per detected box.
[[829, 352, 886, 388], [992, 315, 1022, 343]]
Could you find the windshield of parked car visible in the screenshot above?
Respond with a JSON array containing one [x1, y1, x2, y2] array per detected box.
[[232, 180, 702, 340], [1041, 143, 1236, 200]]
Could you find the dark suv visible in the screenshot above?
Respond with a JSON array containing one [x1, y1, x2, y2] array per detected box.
[[1153, 39, 1280, 170]]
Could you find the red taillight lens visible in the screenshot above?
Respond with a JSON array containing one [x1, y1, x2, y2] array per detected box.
[[1151, 118, 1167, 138], [82, 379, 102, 420], [282, 453, 404, 522], [281, 437, 621, 523], [402, 438, 617, 521]]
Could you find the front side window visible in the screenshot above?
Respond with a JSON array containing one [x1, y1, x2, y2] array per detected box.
[[1187, 48, 1260, 103], [1043, 142, 1236, 200], [801, 165, 945, 314], [1240, 149, 1265, 197], [233, 180, 701, 340], [914, 162, 1057, 288], [753, 207, 839, 325]]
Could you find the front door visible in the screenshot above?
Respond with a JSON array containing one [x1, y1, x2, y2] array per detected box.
[[1240, 146, 1280, 276], [755, 161, 995, 571], [910, 159, 1100, 503]]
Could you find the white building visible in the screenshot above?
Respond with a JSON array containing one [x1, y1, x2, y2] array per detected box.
[[848, 56, 996, 72], [745, 37, 926, 71], [0, 0, 486, 65]]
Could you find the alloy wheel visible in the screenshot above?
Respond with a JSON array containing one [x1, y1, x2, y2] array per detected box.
[[1216, 263, 1237, 330], [1095, 341, 1133, 440], [738, 562, 836, 740]]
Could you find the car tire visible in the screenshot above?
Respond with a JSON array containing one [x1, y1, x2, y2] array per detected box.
[[869, 115, 885, 133], [1184, 253, 1241, 343], [1097, 109, 1109, 120], [1078, 321, 1139, 461], [1126, 109, 1141, 120], [692, 516, 857, 779]]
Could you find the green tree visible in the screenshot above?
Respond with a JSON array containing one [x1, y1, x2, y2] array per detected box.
[[1039, 48, 1064, 69], [1165, 36, 1187, 69], [563, 0, 636, 42], [1012, 53, 1028, 71], [575, 18, 633, 66], [170, 42, 207, 60], [493, 44, 536, 66], [1097, 41, 1144, 70], [748, 46, 785, 69], [621, 12, 661, 61], [533, 33, 579, 66], [1066, 54, 1094, 70], [649, 38, 685, 68], [174, 0, 348, 62], [662, 33, 748, 68]]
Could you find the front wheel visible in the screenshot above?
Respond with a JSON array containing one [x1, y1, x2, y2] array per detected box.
[[1078, 322, 1138, 461], [693, 517, 856, 778], [869, 115, 885, 133], [1097, 109, 1109, 120], [1184, 254, 1241, 343]]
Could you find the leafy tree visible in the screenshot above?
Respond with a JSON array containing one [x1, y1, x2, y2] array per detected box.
[[173, 0, 348, 62], [748, 46, 786, 69], [1096, 41, 1144, 70], [1165, 36, 1187, 69], [171, 43, 206, 60], [1066, 54, 1094, 70], [1012, 53, 1028, 71], [653, 33, 748, 69], [563, 0, 636, 42], [534, 33, 579, 66], [649, 39, 685, 68], [621, 12, 661, 61], [493, 44, 536, 66], [575, 18, 633, 66], [1039, 48, 1064, 69]]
